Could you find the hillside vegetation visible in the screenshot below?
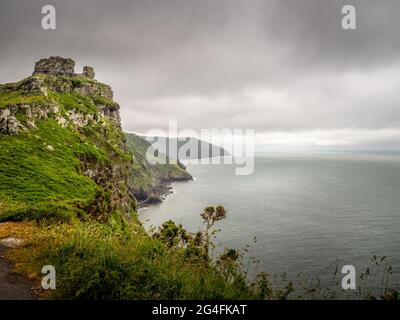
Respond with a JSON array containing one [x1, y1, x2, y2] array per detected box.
[[0, 57, 267, 300]]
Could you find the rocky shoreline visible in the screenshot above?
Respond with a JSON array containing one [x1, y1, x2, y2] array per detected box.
[[137, 175, 193, 208]]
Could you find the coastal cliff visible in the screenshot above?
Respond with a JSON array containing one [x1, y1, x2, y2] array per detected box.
[[0, 56, 184, 221], [0, 56, 234, 213], [0, 57, 258, 300], [125, 133, 192, 206]]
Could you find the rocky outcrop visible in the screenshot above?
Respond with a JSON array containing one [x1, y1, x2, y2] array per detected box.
[[0, 99, 118, 134], [33, 56, 75, 77], [33, 56, 98, 83], [19, 72, 114, 101], [0, 102, 60, 134], [97, 104, 121, 126], [0, 107, 20, 134], [82, 66, 95, 79], [18, 103, 59, 119], [20, 77, 50, 96], [0, 57, 118, 134], [0, 103, 59, 134], [30, 57, 114, 99], [73, 82, 113, 100]]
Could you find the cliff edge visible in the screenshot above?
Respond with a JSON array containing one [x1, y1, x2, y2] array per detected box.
[[0, 56, 135, 221]]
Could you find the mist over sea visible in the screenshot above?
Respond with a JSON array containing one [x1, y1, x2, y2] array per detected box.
[[140, 152, 400, 289]]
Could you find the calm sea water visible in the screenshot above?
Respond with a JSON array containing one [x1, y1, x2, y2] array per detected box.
[[140, 152, 400, 291]]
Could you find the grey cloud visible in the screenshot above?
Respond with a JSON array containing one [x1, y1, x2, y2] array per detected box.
[[1, 0, 400, 147]]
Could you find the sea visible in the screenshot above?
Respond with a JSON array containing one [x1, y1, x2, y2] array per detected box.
[[140, 151, 400, 294]]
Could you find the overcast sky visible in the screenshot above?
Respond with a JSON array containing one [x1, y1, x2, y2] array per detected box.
[[1, 0, 400, 149]]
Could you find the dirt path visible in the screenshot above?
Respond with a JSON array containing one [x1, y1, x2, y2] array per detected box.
[[0, 245, 38, 300]]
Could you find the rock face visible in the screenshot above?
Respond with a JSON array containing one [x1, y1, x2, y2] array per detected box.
[[73, 82, 113, 100], [0, 102, 60, 134], [0, 107, 20, 134], [33, 57, 98, 81], [97, 104, 121, 126], [33, 56, 75, 77]]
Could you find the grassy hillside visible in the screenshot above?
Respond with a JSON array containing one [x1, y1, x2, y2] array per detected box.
[[0, 73, 135, 222], [2, 58, 397, 300], [0, 58, 268, 300]]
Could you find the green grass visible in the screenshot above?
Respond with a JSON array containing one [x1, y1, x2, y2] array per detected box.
[[59, 75, 94, 87], [12, 217, 257, 300], [47, 91, 98, 114], [0, 90, 49, 109], [90, 95, 119, 109], [0, 119, 101, 206], [0, 74, 132, 214], [0, 202, 87, 223], [0, 73, 266, 300]]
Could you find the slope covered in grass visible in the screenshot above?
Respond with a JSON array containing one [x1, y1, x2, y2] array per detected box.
[[7, 217, 262, 300], [0, 58, 269, 300], [0, 69, 135, 222]]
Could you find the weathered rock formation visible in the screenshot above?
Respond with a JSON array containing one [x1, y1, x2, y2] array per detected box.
[[0, 57, 118, 134], [82, 66, 95, 79], [33, 56, 75, 77], [33, 56, 99, 82], [0, 107, 20, 134], [0, 102, 59, 134]]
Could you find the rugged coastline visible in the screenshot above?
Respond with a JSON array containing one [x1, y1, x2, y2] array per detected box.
[[136, 176, 191, 207], [124, 132, 193, 207], [0, 56, 265, 300]]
